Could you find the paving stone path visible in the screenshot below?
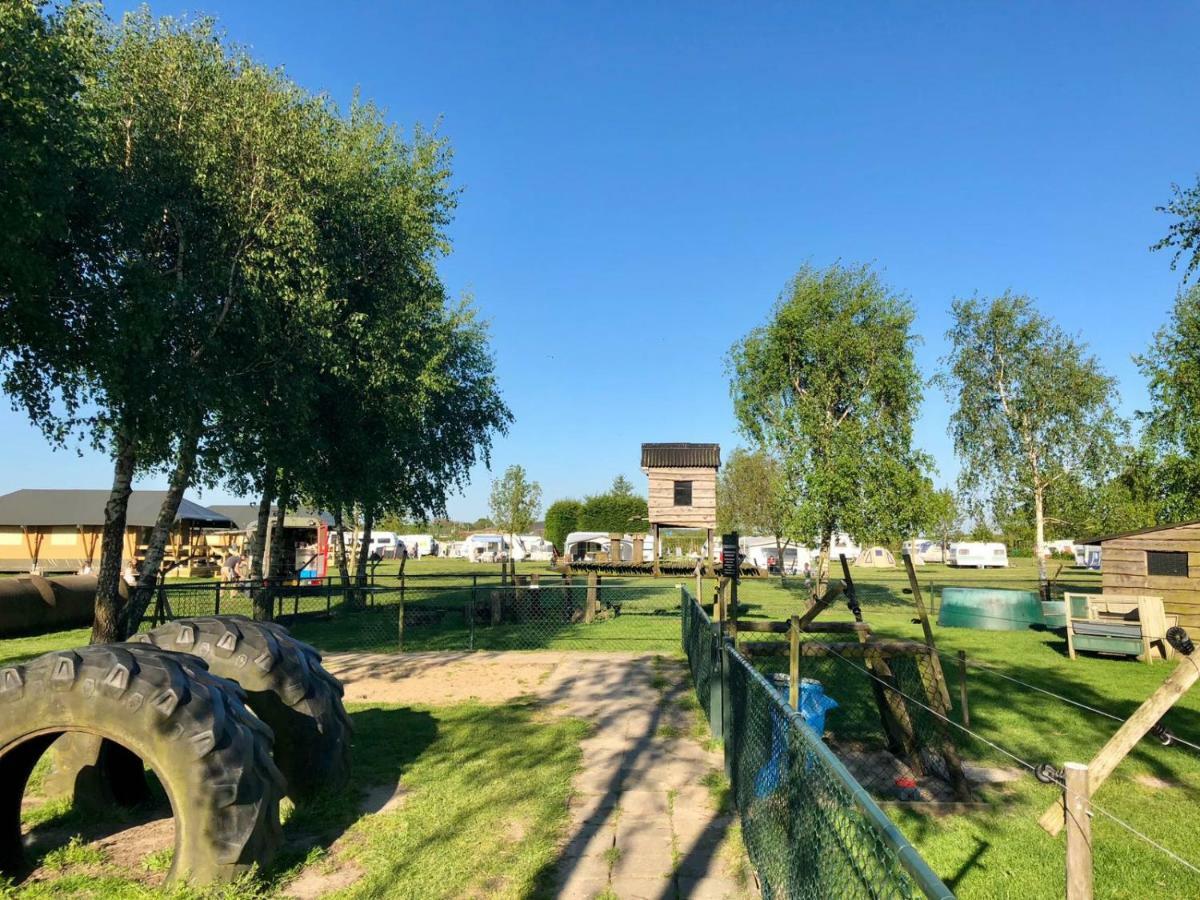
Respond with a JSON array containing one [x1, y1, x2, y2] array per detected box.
[[539, 655, 753, 900]]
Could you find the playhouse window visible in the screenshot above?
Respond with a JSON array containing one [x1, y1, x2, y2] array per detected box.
[[673, 480, 692, 506], [1147, 550, 1188, 577]]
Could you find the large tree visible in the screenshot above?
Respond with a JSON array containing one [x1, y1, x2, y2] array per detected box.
[[1135, 284, 1200, 522], [938, 293, 1125, 594], [579, 491, 649, 534], [1155, 178, 1200, 283], [728, 263, 926, 585], [716, 447, 795, 562], [489, 465, 542, 554]]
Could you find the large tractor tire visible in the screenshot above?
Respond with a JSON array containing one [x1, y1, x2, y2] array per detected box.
[[0, 644, 283, 884], [136, 616, 352, 800]]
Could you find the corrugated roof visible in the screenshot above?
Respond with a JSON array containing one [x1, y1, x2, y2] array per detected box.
[[640, 443, 721, 469], [0, 490, 235, 528], [1086, 520, 1200, 545]]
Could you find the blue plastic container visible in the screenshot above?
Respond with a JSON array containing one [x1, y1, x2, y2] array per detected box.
[[753, 678, 838, 797]]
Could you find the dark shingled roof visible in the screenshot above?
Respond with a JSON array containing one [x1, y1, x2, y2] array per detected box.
[[640, 443, 721, 469], [0, 490, 235, 528]]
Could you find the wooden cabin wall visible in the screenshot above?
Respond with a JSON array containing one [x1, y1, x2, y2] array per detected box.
[[645, 467, 717, 528], [1102, 524, 1200, 627]]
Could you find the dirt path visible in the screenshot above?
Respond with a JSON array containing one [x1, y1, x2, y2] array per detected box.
[[325, 650, 753, 899]]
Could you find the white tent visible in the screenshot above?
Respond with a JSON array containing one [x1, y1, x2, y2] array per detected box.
[[397, 534, 435, 557], [512, 534, 555, 562], [564, 531, 637, 563], [855, 546, 897, 568], [740, 537, 806, 574]]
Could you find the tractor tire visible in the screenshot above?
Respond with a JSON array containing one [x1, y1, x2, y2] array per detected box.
[[136, 616, 352, 800], [0, 644, 283, 884]]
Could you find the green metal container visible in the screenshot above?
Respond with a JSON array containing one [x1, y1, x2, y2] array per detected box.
[[1040, 600, 1068, 629], [937, 587, 1045, 631]]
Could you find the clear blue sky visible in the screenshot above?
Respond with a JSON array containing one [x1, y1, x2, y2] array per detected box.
[[3, 2, 1198, 520]]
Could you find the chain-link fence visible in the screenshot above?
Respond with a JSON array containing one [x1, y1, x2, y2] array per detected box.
[[150, 577, 684, 652], [681, 590, 953, 899]]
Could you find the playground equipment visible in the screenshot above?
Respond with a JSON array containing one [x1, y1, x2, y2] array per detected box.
[[2, 617, 351, 885]]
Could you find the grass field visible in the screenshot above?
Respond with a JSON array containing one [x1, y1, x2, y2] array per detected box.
[[9, 701, 588, 899], [5, 557, 1200, 897]]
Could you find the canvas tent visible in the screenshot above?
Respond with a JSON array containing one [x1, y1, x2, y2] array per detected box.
[[0, 489, 234, 576], [855, 546, 897, 568]]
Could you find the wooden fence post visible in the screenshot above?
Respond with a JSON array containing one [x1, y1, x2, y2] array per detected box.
[[397, 598, 405, 652], [1065, 762, 1093, 900], [585, 571, 598, 623], [958, 650, 970, 727]]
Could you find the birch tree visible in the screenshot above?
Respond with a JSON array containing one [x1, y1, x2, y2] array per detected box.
[[937, 293, 1125, 594], [728, 263, 926, 587]]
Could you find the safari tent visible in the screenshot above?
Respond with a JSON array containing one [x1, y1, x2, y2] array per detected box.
[[855, 546, 897, 568], [0, 489, 235, 576]]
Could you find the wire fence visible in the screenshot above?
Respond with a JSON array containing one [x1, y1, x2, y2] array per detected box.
[[149, 577, 684, 652], [681, 590, 953, 899]]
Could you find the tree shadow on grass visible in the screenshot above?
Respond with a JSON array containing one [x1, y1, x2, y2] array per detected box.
[[271, 706, 438, 875]]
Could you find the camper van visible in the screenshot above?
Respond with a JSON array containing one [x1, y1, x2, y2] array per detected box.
[[1073, 544, 1101, 570], [948, 542, 1008, 568]]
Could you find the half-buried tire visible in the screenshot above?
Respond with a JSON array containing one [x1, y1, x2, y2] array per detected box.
[[136, 616, 352, 800], [0, 644, 283, 884]]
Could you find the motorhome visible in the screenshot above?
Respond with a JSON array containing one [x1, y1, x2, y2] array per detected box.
[[1073, 544, 1101, 570], [948, 542, 1008, 568]]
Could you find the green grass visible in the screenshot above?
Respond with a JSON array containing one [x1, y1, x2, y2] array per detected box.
[[7, 701, 588, 899], [6, 558, 1200, 897]]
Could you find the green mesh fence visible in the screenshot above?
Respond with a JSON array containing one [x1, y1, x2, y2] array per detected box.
[[680, 590, 953, 899]]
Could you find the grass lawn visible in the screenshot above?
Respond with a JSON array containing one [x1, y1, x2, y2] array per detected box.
[[8, 701, 588, 899], [5, 558, 1200, 897]]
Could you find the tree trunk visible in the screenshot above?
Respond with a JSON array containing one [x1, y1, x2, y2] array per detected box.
[[816, 529, 832, 600], [1034, 484, 1048, 600], [333, 505, 351, 585], [249, 466, 276, 582], [91, 433, 137, 644], [121, 424, 201, 637], [260, 482, 289, 622], [355, 506, 375, 584]]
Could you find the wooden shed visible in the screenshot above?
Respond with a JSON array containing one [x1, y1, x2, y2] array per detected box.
[[1091, 521, 1200, 628], [0, 489, 234, 577], [641, 442, 720, 573]]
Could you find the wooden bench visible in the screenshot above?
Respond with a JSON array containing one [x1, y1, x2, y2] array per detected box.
[[1064, 593, 1177, 664]]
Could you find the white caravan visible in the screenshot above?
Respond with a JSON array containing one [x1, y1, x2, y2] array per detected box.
[[948, 542, 1008, 568], [464, 533, 508, 562], [1073, 544, 1101, 570]]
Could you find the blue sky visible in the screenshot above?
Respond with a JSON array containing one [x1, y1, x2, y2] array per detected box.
[[3, 2, 1198, 520]]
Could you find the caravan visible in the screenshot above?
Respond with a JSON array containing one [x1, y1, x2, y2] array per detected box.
[[948, 542, 1008, 568]]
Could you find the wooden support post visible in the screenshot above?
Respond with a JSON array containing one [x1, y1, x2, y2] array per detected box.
[[397, 598, 405, 651], [958, 650, 970, 727], [695, 571, 703, 607], [918, 648, 973, 801], [1065, 762, 1093, 900], [706, 527, 714, 575], [797, 580, 845, 629], [870, 651, 924, 775], [585, 571, 598, 623], [789, 615, 801, 710], [608, 532, 623, 565], [1040, 652, 1200, 835], [903, 550, 952, 710], [490, 589, 502, 626]]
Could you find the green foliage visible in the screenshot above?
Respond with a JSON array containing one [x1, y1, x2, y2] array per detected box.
[[937, 293, 1125, 579], [728, 263, 926, 564], [716, 447, 794, 543], [543, 499, 582, 551], [580, 492, 649, 533], [1155, 178, 1200, 283], [488, 465, 542, 539], [1135, 284, 1200, 521], [610, 474, 636, 496]]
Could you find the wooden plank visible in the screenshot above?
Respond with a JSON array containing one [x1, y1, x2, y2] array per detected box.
[[1106, 537, 1200, 551], [902, 551, 952, 709], [1039, 654, 1200, 835], [788, 616, 800, 710]]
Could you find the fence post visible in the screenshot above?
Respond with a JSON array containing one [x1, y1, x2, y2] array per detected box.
[[326, 577, 332, 616], [468, 592, 475, 651], [214, 582, 221, 617], [585, 571, 598, 624], [789, 615, 801, 710], [958, 650, 971, 726], [1065, 762, 1093, 900], [397, 598, 405, 652]]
